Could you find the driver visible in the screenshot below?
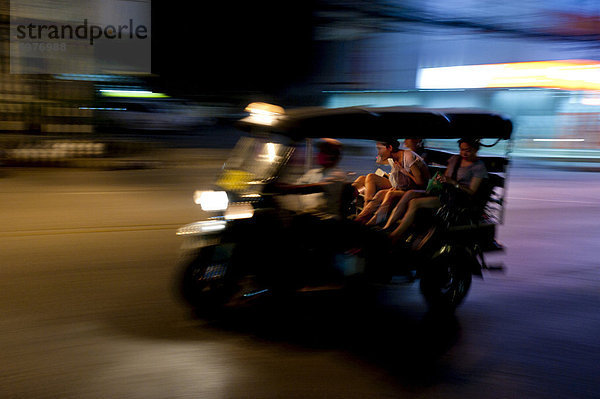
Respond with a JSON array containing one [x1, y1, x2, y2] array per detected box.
[[275, 139, 349, 286], [295, 138, 347, 217], [274, 138, 347, 218]]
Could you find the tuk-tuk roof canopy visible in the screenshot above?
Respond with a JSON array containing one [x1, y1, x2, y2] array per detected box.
[[237, 106, 513, 141]]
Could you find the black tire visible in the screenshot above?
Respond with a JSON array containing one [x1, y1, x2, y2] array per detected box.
[[179, 246, 234, 313], [420, 252, 473, 312]]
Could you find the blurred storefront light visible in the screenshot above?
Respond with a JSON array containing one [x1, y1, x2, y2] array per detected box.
[[417, 60, 600, 91], [533, 139, 585, 142], [79, 107, 127, 111], [99, 89, 169, 98], [55, 74, 139, 82], [580, 97, 600, 106]]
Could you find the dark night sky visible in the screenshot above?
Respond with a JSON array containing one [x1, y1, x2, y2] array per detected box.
[[152, 1, 318, 98]]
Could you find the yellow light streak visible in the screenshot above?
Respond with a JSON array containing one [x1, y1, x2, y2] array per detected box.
[[417, 60, 600, 90]]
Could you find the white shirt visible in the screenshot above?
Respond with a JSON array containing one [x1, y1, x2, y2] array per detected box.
[[296, 167, 347, 215], [388, 150, 424, 189]]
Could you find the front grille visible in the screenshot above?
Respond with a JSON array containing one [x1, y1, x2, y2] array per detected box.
[[200, 263, 228, 281]]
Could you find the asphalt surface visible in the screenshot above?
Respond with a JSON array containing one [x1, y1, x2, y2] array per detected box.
[[1, 155, 599, 399]]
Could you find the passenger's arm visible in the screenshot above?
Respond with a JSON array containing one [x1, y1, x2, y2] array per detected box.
[[442, 158, 456, 179], [408, 163, 425, 187], [441, 176, 482, 196], [397, 152, 425, 187], [466, 177, 483, 196]]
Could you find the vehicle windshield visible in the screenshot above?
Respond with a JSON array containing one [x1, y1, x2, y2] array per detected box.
[[219, 135, 294, 191]]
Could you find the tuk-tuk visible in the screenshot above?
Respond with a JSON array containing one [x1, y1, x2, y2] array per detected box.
[[176, 103, 513, 314]]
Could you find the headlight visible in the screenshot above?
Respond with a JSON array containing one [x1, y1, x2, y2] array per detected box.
[[225, 203, 254, 220], [176, 220, 227, 236], [194, 190, 229, 211], [244, 102, 285, 126]]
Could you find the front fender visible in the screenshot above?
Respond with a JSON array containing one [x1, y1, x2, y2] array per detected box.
[[176, 220, 227, 251], [177, 209, 286, 257]]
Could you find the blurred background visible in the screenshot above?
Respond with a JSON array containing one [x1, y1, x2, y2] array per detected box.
[[2, 0, 600, 161], [2, 1, 600, 399]]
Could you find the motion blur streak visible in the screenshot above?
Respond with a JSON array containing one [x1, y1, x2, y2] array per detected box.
[[2, 161, 600, 398], [2, 0, 600, 398], [418, 60, 600, 90]]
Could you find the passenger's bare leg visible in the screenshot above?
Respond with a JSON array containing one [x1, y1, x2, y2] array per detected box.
[[389, 196, 441, 242], [383, 190, 426, 230], [352, 175, 366, 194], [366, 189, 405, 226], [364, 173, 391, 203], [355, 189, 387, 223]]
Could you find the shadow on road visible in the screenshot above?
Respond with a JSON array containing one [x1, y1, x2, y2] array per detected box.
[[103, 287, 462, 385], [212, 293, 462, 379]]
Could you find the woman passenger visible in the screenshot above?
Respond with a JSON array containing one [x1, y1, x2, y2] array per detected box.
[[388, 138, 488, 241], [352, 138, 427, 198], [405, 138, 428, 164], [354, 139, 429, 225]]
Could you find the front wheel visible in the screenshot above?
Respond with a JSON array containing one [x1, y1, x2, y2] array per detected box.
[[179, 248, 228, 310], [420, 253, 473, 312], [177, 244, 247, 313], [179, 244, 274, 316]]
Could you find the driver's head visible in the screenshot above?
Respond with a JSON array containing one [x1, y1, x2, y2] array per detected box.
[[317, 138, 342, 168]]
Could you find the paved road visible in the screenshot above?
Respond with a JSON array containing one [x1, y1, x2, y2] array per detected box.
[[1, 158, 599, 399]]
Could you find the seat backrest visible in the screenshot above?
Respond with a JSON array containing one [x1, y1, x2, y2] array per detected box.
[[466, 172, 505, 223], [436, 171, 505, 228], [472, 178, 494, 216]]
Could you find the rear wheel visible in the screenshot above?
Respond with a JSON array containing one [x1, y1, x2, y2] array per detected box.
[[420, 252, 473, 312]]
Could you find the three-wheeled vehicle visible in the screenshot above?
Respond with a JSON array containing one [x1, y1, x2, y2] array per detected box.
[[175, 103, 512, 314]]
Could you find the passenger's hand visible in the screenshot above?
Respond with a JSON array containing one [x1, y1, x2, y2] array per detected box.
[[442, 176, 458, 186]]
